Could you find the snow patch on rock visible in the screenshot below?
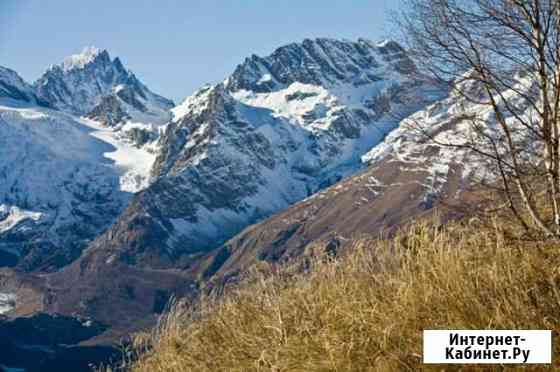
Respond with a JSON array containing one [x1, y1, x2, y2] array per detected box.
[[0, 205, 43, 234], [80, 118, 158, 193], [61, 46, 103, 72], [0, 292, 16, 314]]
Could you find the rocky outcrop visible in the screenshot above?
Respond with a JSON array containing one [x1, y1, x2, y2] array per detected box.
[[84, 94, 130, 127]]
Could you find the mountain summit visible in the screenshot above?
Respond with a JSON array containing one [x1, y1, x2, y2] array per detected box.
[[35, 47, 173, 125], [60, 46, 106, 72]]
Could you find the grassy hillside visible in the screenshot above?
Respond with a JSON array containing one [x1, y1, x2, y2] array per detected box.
[[114, 214, 560, 371]]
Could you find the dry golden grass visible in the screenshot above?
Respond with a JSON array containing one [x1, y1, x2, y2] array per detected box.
[[117, 217, 560, 371]]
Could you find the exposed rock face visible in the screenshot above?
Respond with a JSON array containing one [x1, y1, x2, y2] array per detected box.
[[202, 74, 541, 284], [227, 39, 415, 92], [84, 94, 130, 127], [201, 90, 489, 283], [85, 38, 445, 269], [35, 46, 173, 125]]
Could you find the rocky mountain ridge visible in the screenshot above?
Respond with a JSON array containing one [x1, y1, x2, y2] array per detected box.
[[86, 38, 446, 270], [0, 66, 49, 106]]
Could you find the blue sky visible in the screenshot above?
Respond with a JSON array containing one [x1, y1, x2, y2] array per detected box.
[[0, 0, 400, 102]]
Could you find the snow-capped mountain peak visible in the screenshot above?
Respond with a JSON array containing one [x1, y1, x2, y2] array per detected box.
[[0, 59, 169, 271], [35, 47, 174, 122], [0, 46, 178, 271], [61, 46, 106, 72]]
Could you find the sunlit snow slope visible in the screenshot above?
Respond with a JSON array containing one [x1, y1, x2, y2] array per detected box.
[[0, 50, 172, 271]]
